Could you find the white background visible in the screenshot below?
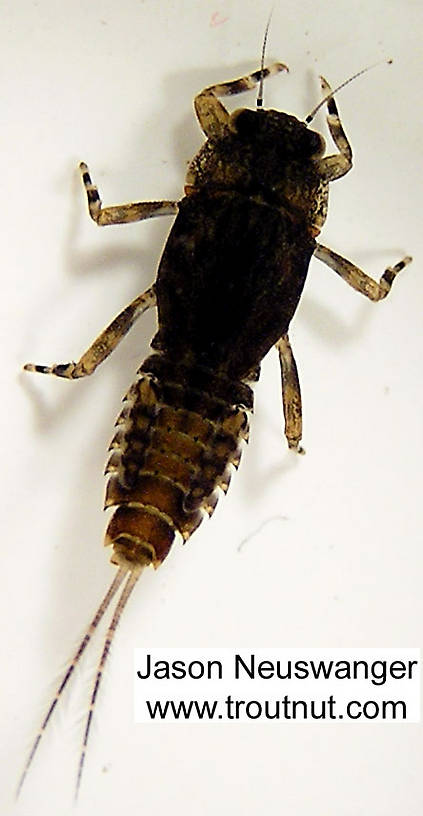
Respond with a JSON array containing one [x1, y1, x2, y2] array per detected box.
[[2, 1, 422, 815]]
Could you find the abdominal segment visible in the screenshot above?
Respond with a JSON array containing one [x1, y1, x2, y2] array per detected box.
[[104, 354, 251, 570]]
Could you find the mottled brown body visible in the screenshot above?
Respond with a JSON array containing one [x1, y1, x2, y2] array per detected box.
[[104, 357, 249, 568], [21, 61, 411, 798], [104, 107, 326, 571]]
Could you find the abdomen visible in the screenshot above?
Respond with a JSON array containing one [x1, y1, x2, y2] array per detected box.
[[104, 355, 251, 569]]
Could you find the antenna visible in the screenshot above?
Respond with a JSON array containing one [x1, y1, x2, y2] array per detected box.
[[257, 11, 274, 108], [305, 59, 392, 124]]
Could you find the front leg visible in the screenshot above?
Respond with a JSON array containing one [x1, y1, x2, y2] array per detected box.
[[194, 62, 288, 139], [80, 162, 179, 226], [316, 77, 353, 182]]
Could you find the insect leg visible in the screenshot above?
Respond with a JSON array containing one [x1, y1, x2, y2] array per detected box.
[[24, 285, 156, 379], [314, 244, 412, 301], [317, 77, 353, 182], [276, 334, 303, 453], [194, 62, 288, 139], [80, 162, 179, 226]]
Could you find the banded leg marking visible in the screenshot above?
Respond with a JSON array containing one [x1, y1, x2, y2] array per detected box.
[[24, 285, 156, 379], [314, 244, 412, 301], [276, 334, 303, 453], [194, 62, 288, 139], [317, 77, 353, 182], [80, 162, 178, 226]]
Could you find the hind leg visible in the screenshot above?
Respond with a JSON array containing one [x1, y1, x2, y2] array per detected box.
[[24, 286, 156, 379], [276, 334, 304, 453]]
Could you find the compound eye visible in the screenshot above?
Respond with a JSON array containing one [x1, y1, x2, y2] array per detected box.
[[230, 108, 260, 137], [307, 130, 326, 156]]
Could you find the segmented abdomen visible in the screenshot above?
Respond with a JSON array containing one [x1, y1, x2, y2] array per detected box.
[[104, 354, 252, 570]]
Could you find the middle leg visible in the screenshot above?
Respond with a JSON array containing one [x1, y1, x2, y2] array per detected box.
[[314, 243, 412, 301], [80, 162, 179, 226]]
